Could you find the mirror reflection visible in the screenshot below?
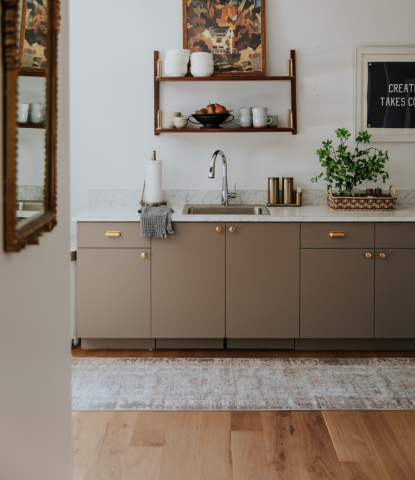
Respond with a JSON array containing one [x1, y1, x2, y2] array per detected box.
[[16, 0, 48, 228]]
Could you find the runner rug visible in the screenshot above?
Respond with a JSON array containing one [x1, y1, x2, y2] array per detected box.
[[72, 358, 415, 411]]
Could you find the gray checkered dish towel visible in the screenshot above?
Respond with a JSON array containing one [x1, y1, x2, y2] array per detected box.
[[139, 204, 174, 238]]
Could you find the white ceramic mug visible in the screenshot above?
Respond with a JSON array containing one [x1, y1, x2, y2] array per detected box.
[[17, 103, 29, 123], [235, 107, 253, 128], [252, 107, 272, 128], [29, 103, 45, 124]]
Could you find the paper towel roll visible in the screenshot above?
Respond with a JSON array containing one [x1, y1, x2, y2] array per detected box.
[[147, 160, 163, 204]]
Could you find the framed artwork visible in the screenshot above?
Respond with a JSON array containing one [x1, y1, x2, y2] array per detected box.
[[183, 0, 266, 76], [19, 0, 48, 76], [355, 47, 415, 142]]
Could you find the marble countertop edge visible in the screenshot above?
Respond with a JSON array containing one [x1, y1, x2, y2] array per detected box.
[[72, 205, 415, 223]]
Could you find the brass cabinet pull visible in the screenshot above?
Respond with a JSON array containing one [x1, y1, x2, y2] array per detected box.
[[379, 253, 386, 259], [141, 252, 147, 259], [105, 231, 123, 237], [216, 227, 222, 233], [229, 227, 236, 233], [329, 231, 347, 237], [365, 253, 372, 259]]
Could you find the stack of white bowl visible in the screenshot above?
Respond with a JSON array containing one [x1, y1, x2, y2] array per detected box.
[[190, 52, 214, 77], [164, 49, 190, 77]]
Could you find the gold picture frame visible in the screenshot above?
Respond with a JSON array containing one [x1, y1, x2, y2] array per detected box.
[[183, 0, 266, 76], [2, 0, 60, 251]]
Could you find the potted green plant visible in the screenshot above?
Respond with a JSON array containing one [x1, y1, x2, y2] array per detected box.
[[311, 128, 390, 196]]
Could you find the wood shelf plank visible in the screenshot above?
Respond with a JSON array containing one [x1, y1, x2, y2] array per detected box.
[[157, 128, 295, 133], [18, 123, 45, 129], [156, 76, 294, 82]]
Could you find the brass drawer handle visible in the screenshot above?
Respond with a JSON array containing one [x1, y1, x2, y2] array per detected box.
[[105, 231, 123, 237], [365, 253, 372, 259], [329, 231, 347, 238], [141, 252, 147, 259], [229, 227, 236, 233], [216, 227, 222, 233], [379, 253, 386, 259]]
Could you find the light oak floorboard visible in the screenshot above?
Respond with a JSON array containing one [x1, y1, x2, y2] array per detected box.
[[384, 411, 415, 469], [73, 411, 97, 468], [231, 411, 263, 431], [121, 446, 163, 480], [76, 412, 114, 472], [84, 412, 136, 480], [354, 411, 415, 480], [339, 462, 385, 480], [292, 411, 346, 480], [130, 412, 169, 447], [261, 412, 310, 480], [322, 411, 382, 480], [231, 431, 271, 480], [196, 412, 233, 480], [322, 411, 375, 463], [157, 412, 199, 480]]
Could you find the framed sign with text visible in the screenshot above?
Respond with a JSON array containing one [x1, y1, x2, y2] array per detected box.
[[355, 47, 415, 142]]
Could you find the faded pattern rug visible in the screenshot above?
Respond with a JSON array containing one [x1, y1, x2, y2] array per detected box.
[[72, 358, 415, 411]]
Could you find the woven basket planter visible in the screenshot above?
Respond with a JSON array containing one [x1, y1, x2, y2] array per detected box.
[[327, 185, 397, 211]]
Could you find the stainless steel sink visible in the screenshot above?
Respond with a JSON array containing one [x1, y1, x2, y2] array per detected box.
[[182, 204, 270, 215]]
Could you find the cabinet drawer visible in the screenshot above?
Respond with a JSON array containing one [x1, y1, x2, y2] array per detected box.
[[77, 222, 150, 248], [301, 223, 374, 249], [376, 223, 415, 248]]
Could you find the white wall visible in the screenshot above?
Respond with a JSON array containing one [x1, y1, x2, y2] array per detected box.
[[70, 0, 415, 229], [0, 1, 73, 478]]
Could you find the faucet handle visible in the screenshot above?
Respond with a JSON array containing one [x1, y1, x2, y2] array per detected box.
[[228, 182, 237, 199]]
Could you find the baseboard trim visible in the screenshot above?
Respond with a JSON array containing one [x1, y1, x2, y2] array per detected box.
[[295, 338, 415, 351], [81, 338, 155, 350], [227, 339, 295, 350], [156, 338, 224, 349]]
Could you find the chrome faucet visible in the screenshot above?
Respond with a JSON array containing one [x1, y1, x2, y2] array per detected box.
[[208, 150, 236, 206]]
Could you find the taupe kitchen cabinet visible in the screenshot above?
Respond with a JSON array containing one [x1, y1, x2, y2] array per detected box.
[[301, 223, 375, 338], [152, 223, 226, 338], [77, 223, 151, 338], [226, 223, 300, 338], [375, 223, 415, 338]]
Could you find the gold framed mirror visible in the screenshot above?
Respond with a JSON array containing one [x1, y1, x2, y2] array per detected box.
[[2, 0, 60, 252]]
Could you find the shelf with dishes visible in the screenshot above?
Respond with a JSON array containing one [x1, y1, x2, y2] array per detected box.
[[154, 50, 297, 136]]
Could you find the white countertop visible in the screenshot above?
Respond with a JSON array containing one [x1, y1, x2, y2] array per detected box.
[[72, 204, 415, 222]]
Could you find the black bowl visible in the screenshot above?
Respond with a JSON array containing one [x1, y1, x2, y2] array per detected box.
[[188, 113, 234, 129]]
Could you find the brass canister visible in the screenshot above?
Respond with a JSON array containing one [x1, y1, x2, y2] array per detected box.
[[268, 177, 279, 205], [282, 177, 294, 204]]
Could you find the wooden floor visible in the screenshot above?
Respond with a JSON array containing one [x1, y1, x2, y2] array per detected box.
[[72, 346, 415, 479], [72, 344, 415, 359]]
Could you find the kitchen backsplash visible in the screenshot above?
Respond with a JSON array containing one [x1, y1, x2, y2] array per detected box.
[[90, 189, 415, 206], [17, 185, 44, 201]]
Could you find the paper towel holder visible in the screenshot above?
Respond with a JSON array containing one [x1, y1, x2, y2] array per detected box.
[[139, 180, 167, 206]]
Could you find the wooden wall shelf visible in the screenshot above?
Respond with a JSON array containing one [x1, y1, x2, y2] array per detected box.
[[156, 76, 294, 82], [18, 123, 45, 129], [154, 50, 297, 136], [158, 128, 294, 133]]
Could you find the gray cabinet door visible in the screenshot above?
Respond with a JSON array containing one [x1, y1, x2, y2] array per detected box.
[[301, 249, 374, 338], [77, 249, 151, 338], [226, 223, 300, 338], [152, 223, 226, 338], [375, 249, 415, 338]]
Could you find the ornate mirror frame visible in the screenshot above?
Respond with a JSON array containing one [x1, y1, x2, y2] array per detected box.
[[2, 0, 60, 252]]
